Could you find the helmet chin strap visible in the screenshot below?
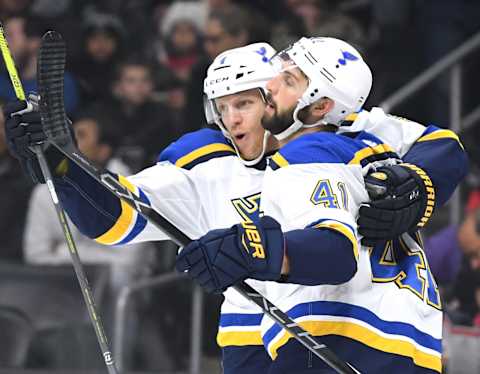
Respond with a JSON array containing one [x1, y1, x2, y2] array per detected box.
[[234, 130, 271, 166], [273, 100, 328, 141]]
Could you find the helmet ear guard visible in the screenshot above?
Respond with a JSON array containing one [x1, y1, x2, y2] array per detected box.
[[271, 37, 373, 140], [203, 94, 226, 135]]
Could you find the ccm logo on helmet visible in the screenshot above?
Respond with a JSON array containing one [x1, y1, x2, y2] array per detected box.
[[207, 77, 229, 85], [240, 220, 266, 259]]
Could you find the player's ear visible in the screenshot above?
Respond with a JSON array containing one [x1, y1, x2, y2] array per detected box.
[[310, 98, 334, 121]]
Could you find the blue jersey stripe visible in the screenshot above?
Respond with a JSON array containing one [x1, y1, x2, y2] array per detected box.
[[219, 313, 264, 327], [118, 188, 150, 244], [263, 300, 441, 353]]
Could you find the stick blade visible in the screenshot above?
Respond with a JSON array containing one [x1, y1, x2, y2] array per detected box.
[[37, 31, 69, 144]]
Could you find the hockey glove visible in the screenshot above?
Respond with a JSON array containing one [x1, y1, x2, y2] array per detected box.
[[358, 163, 435, 246], [176, 216, 285, 294], [3, 97, 71, 184]]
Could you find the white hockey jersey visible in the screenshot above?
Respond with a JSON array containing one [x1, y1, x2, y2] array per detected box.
[[259, 129, 442, 372], [65, 108, 463, 366]]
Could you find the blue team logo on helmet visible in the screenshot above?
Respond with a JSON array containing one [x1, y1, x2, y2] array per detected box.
[[338, 51, 358, 66], [255, 46, 269, 62]]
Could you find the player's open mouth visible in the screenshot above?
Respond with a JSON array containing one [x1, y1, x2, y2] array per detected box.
[[234, 134, 246, 141]]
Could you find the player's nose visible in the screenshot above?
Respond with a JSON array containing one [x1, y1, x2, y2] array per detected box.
[[266, 75, 279, 95], [224, 109, 242, 128]]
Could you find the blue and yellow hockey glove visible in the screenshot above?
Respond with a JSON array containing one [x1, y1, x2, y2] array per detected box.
[[358, 163, 435, 246], [175, 216, 285, 294]]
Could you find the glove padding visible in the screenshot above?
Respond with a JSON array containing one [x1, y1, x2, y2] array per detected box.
[[3, 98, 69, 184], [176, 216, 285, 294], [358, 164, 435, 246]]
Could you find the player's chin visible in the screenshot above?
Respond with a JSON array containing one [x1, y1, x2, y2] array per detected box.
[[239, 145, 262, 161]]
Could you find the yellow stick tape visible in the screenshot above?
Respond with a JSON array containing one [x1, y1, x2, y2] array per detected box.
[[0, 22, 25, 100]]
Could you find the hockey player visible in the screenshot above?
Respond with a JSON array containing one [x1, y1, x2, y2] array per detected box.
[[4, 43, 279, 374], [4, 41, 466, 373], [176, 37, 468, 373]]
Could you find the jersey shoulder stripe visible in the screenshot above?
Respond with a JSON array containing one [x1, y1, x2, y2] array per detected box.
[[269, 131, 399, 170], [338, 112, 360, 126], [308, 218, 359, 259], [158, 128, 236, 169], [417, 125, 464, 149]]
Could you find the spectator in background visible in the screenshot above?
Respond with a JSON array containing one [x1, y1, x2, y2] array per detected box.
[[157, 1, 204, 81], [0, 0, 31, 19], [70, 11, 125, 107], [0, 101, 33, 262], [92, 58, 176, 171], [155, 68, 188, 136], [271, 0, 366, 52], [431, 189, 480, 326], [0, 15, 79, 115], [307, 0, 366, 50], [184, 4, 252, 131], [423, 225, 463, 286], [23, 111, 154, 297]]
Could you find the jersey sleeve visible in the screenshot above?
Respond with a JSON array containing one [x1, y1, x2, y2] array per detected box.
[[342, 108, 468, 207], [54, 128, 235, 246], [402, 125, 468, 207], [54, 161, 204, 245], [262, 136, 370, 285], [340, 108, 426, 157]]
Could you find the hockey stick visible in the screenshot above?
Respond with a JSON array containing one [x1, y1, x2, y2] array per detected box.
[[0, 26, 118, 374], [37, 31, 359, 374]]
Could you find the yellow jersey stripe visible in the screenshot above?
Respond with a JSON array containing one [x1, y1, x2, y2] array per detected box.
[[269, 320, 441, 372], [348, 144, 394, 165], [314, 221, 359, 260], [95, 176, 136, 245], [344, 113, 359, 122], [417, 129, 464, 149], [175, 143, 235, 168], [271, 152, 289, 168], [217, 330, 263, 347]]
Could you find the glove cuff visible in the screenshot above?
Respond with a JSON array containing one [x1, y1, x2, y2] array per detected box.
[[400, 163, 435, 228]]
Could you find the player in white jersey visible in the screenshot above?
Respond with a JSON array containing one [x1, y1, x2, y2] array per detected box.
[[176, 37, 468, 373], [4, 41, 466, 373]]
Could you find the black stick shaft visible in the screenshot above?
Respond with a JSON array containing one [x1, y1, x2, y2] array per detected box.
[[35, 145, 118, 374], [52, 142, 359, 374]]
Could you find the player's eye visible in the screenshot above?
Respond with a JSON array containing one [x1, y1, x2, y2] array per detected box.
[[216, 104, 227, 114], [237, 99, 253, 109], [282, 73, 295, 87]]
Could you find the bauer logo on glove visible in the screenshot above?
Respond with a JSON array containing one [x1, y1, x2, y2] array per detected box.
[[240, 220, 266, 259]]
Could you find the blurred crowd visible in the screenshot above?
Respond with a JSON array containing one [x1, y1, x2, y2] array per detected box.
[[0, 0, 479, 372]]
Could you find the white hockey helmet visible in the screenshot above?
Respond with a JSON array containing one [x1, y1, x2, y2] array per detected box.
[[203, 42, 277, 165], [269, 37, 372, 140]]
